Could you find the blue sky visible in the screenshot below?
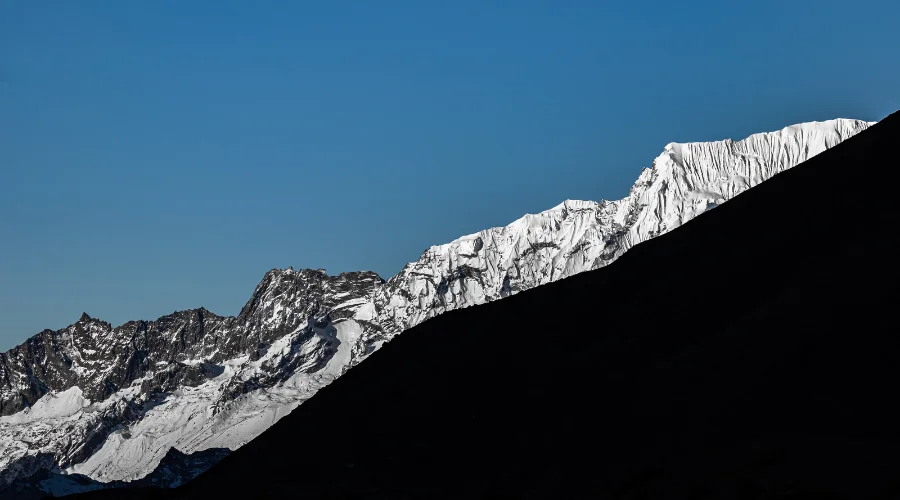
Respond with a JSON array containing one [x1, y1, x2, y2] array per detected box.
[[1, 1, 897, 349]]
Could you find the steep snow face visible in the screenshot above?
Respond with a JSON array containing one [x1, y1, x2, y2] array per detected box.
[[0, 118, 874, 489], [0, 387, 90, 425], [357, 119, 875, 352], [620, 119, 871, 247]]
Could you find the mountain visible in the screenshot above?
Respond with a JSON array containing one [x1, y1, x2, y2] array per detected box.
[[81, 110, 900, 499], [361, 118, 874, 348], [0, 270, 383, 485], [0, 448, 229, 499], [0, 118, 874, 493]]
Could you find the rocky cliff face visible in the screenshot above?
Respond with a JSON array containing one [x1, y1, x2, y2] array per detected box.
[[0, 118, 874, 492], [0, 270, 382, 484]]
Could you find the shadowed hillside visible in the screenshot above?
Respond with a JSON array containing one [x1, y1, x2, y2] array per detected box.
[[77, 111, 900, 499]]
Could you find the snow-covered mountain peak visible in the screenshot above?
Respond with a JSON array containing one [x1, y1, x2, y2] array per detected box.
[[357, 117, 876, 350], [0, 117, 877, 494]]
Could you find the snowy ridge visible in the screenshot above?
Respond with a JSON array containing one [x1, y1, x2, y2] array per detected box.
[[357, 118, 875, 353], [0, 118, 874, 492]]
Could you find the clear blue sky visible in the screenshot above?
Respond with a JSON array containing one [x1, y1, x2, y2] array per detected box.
[[2, 1, 897, 349]]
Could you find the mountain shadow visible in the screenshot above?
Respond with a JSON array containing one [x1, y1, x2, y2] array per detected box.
[[75, 111, 900, 499], [0, 448, 229, 499]]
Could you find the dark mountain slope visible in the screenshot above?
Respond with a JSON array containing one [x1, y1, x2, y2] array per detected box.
[[0, 448, 229, 499], [82, 111, 900, 499]]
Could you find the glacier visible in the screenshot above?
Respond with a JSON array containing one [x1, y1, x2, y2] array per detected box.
[[0, 117, 874, 493]]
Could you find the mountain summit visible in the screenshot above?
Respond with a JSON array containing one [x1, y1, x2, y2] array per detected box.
[[0, 117, 874, 495], [138, 110, 900, 499]]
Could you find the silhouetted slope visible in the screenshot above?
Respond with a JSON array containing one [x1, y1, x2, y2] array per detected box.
[[81, 111, 900, 499]]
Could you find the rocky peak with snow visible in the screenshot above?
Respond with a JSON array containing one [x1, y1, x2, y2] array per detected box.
[[0, 117, 875, 493], [0, 267, 383, 486]]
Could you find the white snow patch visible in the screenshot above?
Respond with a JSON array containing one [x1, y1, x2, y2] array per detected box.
[[323, 320, 362, 376], [353, 302, 376, 321], [0, 387, 90, 424]]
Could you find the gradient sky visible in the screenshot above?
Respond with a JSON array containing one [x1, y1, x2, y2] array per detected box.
[[1, 0, 898, 350]]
